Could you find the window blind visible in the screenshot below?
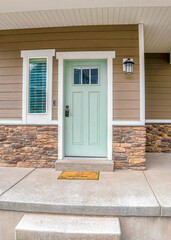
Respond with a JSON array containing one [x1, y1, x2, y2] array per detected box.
[[29, 58, 47, 113]]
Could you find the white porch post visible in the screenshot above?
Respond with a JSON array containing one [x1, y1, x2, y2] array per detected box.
[[139, 23, 145, 125], [107, 57, 113, 161]]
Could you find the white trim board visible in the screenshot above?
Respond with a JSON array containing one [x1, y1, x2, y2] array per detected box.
[[112, 121, 145, 126], [0, 120, 58, 125], [56, 51, 115, 59], [146, 120, 171, 124], [0, 120, 23, 125], [1, 1, 170, 14], [56, 51, 115, 161], [21, 49, 55, 58], [1, 120, 171, 126]]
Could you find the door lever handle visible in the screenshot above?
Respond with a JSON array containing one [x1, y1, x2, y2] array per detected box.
[[65, 105, 70, 117]]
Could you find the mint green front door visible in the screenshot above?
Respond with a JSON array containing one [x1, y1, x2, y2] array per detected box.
[[64, 60, 107, 157]]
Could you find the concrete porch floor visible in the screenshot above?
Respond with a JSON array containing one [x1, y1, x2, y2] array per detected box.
[[0, 153, 171, 240], [0, 153, 171, 216], [0, 153, 170, 217]]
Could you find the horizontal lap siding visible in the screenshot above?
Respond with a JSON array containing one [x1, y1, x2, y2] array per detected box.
[[0, 55, 22, 119], [145, 53, 171, 120], [113, 53, 140, 120], [0, 25, 139, 120]]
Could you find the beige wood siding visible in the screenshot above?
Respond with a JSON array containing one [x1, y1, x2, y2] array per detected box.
[[145, 53, 171, 119], [0, 25, 140, 120]]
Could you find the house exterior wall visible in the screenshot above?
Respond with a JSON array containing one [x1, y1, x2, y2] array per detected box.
[[0, 25, 146, 170], [145, 53, 171, 120], [0, 125, 146, 169], [145, 53, 171, 153], [0, 25, 140, 121]]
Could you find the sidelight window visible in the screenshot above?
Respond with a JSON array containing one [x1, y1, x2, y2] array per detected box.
[[29, 58, 47, 114], [21, 49, 55, 124]]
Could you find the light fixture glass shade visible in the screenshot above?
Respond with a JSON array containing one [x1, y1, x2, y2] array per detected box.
[[124, 58, 134, 74]]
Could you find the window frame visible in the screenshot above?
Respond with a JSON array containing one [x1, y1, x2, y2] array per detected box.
[[21, 49, 55, 124], [73, 65, 100, 86]]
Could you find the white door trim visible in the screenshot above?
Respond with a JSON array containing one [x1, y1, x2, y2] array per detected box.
[[56, 51, 115, 161]]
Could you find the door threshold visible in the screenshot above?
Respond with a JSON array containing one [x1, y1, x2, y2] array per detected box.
[[56, 158, 113, 172], [64, 157, 108, 161]]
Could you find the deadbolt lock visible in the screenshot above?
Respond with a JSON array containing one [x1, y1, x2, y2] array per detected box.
[[65, 105, 70, 117]]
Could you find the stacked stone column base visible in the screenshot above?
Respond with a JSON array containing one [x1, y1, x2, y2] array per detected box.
[[113, 127, 146, 170]]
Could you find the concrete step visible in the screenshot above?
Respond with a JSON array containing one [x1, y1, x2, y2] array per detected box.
[[55, 159, 114, 172], [15, 214, 121, 240]]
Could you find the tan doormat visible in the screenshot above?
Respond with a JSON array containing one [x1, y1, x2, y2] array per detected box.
[[58, 171, 99, 180]]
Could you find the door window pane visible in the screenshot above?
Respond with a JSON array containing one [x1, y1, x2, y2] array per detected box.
[[91, 68, 98, 84], [74, 68, 81, 84], [29, 58, 47, 113], [82, 68, 89, 84]]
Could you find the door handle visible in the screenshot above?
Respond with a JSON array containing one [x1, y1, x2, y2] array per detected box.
[[65, 105, 70, 117]]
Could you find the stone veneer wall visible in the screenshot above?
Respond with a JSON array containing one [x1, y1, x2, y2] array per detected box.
[[113, 127, 146, 170], [0, 126, 58, 168], [146, 124, 171, 153], [0, 125, 147, 170]]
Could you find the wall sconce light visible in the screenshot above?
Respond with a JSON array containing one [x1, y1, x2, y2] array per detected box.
[[123, 58, 134, 74]]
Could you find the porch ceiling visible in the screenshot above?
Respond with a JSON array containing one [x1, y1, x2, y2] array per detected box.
[[0, 2, 170, 53]]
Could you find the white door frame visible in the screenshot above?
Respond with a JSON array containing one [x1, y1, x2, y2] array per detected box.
[[56, 51, 115, 161]]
